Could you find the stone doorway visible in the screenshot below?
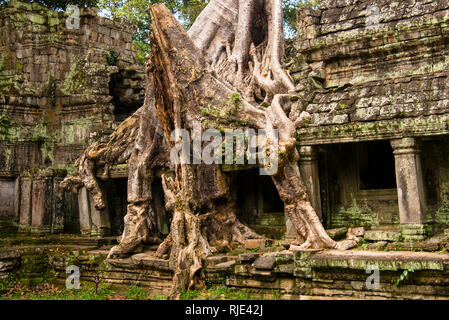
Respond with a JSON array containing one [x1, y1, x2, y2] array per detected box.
[[232, 169, 285, 239], [105, 178, 128, 236], [321, 141, 399, 228], [0, 178, 17, 234]]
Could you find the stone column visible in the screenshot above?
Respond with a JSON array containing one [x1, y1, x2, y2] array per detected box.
[[285, 146, 322, 240], [51, 173, 66, 234], [18, 176, 32, 233], [89, 192, 111, 237], [77, 186, 111, 236], [390, 137, 427, 240], [77, 187, 92, 235], [30, 175, 53, 234]]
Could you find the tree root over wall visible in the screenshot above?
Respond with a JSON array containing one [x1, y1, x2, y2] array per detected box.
[[62, 1, 359, 300]]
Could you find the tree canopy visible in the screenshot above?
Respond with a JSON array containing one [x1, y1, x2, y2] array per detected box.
[[0, 0, 97, 10], [0, 0, 321, 63], [96, 0, 320, 62]]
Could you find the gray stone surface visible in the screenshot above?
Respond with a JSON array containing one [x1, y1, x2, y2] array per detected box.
[[252, 253, 277, 270], [0, 179, 15, 218]]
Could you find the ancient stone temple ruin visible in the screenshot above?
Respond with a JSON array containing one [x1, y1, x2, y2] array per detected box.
[[1, 0, 449, 300], [290, 0, 449, 241], [0, 0, 146, 234]]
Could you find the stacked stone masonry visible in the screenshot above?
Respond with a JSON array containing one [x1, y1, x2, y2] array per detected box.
[[0, 0, 146, 234], [288, 0, 449, 236]]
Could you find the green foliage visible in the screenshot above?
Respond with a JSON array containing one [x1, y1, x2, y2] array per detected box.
[[125, 285, 148, 300], [357, 238, 368, 250], [50, 78, 57, 107], [97, 0, 209, 64], [394, 268, 415, 286], [151, 294, 168, 300], [180, 286, 259, 300], [0, 113, 12, 129], [106, 49, 119, 66], [180, 289, 200, 300], [0, 0, 97, 10], [283, 0, 321, 38]]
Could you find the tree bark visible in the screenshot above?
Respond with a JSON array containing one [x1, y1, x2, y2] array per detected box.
[[148, 4, 359, 299], [62, 0, 360, 300]]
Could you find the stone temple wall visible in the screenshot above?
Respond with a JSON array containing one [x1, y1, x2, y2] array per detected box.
[[0, 0, 146, 233], [288, 0, 449, 236], [292, 0, 449, 139]]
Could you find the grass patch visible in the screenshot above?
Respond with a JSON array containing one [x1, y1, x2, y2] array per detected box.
[[179, 285, 278, 300], [125, 285, 148, 300], [0, 281, 115, 300]]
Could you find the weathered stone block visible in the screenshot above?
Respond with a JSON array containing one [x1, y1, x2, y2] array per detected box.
[[245, 239, 265, 249], [238, 253, 260, 263], [364, 230, 401, 242], [253, 253, 277, 270], [214, 260, 236, 271]]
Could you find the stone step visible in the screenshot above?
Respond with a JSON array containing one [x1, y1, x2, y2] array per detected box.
[[255, 213, 285, 226], [293, 249, 449, 271], [130, 252, 170, 270], [249, 225, 285, 240], [364, 230, 401, 242]]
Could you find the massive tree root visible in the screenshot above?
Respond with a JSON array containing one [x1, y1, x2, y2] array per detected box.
[[189, 0, 294, 102], [63, 0, 359, 300], [148, 4, 358, 299], [62, 77, 171, 257]]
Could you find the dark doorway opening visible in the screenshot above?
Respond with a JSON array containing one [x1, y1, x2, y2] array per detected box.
[[105, 178, 128, 236], [233, 168, 285, 239], [359, 141, 396, 190], [109, 71, 144, 123], [152, 178, 170, 237], [0, 178, 17, 235]]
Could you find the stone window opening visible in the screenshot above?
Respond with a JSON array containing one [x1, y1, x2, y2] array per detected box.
[[109, 70, 145, 123]]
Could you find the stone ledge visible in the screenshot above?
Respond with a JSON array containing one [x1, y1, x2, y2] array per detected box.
[[294, 250, 449, 271], [364, 230, 402, 242], [298, 114, 449, 146]]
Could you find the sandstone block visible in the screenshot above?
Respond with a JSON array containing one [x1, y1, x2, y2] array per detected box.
[[245, 239, 265, 249]]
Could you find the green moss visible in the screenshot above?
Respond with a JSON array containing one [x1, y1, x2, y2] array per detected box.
[[61, 57, 92, 95], [50, 77, 57, 107], [434, 182, 449, 227], [106, 50, 118, 66], [125, 285, 148, 300], [330, 194, 378, 228], [180, 285, 260, 300]]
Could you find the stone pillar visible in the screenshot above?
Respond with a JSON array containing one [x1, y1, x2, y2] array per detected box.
[[78, 187, 92, 235], [30, 175, 53, 234], [89, 193, 111, 237], [77, 186, 111, 236], [285, 146, 322, 240], [14, 177, 20, 222], [51, 173, 66, 234], [18, 176, 32, 233], [391, 137, 427, 240]]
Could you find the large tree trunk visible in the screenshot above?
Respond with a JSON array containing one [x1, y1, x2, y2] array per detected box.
[[148, 4, 358, 299], [63, 0, 359, 300]]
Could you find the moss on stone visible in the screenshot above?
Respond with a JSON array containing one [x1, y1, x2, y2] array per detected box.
[[61, 57, 92, 96], [330, 194, 379, 228]]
